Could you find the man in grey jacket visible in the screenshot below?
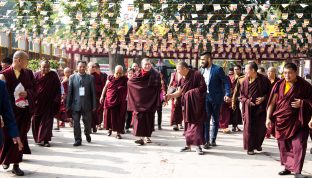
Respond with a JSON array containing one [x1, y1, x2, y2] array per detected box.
[[67, 61, 96, 146]]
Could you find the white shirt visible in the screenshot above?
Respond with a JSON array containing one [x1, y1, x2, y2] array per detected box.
[[203, 67, 212, 93]]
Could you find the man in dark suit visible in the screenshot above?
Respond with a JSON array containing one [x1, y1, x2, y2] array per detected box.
[[200, 52, 231, 149], [0, 80, 24, 175], [67, 60, 96, 146]]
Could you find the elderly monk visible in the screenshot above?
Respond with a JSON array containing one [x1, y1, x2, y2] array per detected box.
[[240, 62, 271, 155], [266, 63, 312, 178], [166, 62, 207, 155], [32, 60, 61, 147], [127, 58, 161, 145], [0, 50, 35, 176], [265, 66, 280, 139], [100, 65, 127, 139], [231, 65, 244, 132], [87, 62, 107, 133]]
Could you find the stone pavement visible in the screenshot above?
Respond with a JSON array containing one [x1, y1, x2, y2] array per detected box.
[[1, 106, 312, 178]]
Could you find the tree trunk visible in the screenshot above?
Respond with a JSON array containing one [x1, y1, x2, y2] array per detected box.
[[109, 52, 125, 73]]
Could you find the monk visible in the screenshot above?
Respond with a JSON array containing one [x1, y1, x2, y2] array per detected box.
[[265, 66, 280, 139], [266, 63, 312, 178], [88, 62, 107, 133], [0, 50, 35, 176], [240, 62, 271, 155], [231, 65, 244, 132], [100, 65, 127, 139], [166, 62, 207, 155], [95, 63, 107, 130], [168, 71, 183, 131], [32, 60, 61, 147], [127, 58, 161, 145], [125, 68, 134, 133], [55, 67, 73, 129], [219, 72, 233, 134]]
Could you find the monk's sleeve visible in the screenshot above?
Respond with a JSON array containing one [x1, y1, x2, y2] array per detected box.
[[54, 74, 62, 114], [262, 77, 272, 101], [0, 82, 19, 138], [300, 83, 312, 126], [218, 67, 231, 97], [26, 71, 36, 114], [66, 76, 73, 110], [239, 81, 251, 105], [90, 76, 97, 110], [198, 74, 207, 93]]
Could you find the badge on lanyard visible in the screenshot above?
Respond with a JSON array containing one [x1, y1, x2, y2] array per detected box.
[[79, 87, 85, 96]]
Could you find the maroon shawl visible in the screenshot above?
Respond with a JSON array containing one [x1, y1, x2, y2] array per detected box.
[[104, 75, 128, 109], [127, 68, 161, 112], [92, 72, 107, 99], [34, 71, 61, 116], [267, 77, 312, 140], [180, 70, 207, 124]]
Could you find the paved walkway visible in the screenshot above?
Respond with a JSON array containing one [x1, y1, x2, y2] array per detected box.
[[1, 106, 312, 178]]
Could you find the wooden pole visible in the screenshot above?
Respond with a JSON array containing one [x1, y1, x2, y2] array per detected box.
[[39, 38, 42, 60], [8, 32, 12, 55]]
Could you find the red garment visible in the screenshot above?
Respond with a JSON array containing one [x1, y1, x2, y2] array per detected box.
[[32, 71, 61, 143], [0, 67, 35, 164], [103, 75, 128, 133], [55, 80, 72, 122], [219, 76, 232, 129], [240, 74, 271, 151], [91, 72, 107, 128], [170, 72, 183, 126]]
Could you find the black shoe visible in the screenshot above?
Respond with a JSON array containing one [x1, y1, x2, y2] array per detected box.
[[3, 164, 9, 169], [247, 151, 255, 155], [180, 146, 191, 152], [278, 169, 291, 175], [43, 141, 50, 147], [211, 141, 217, 147], [125, 129, 131, 134], [134, 139, 144, 145], [12, 165, 24, 176], [256, 147, 262, 151], [107, 130, 112, 136], [73, 141, 81, 146], [93, 127, 97, 133], [173, 125, 179, 131], [196, 147, 204, 155], [116, 134, 122, 139], [295, 173, 308, 178], [86, 135, 91, 143], [203, 143, 210, 149]]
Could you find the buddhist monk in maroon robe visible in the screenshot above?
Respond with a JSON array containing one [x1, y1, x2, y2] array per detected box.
[[265, 67, 280, 139], [240, 62, 271, 155], [100, 65, 127, 139], [231, 65, 244, 132], [166, 62, 207, 155], [219, 75, 232, 133], [128, 58, 161, 145], [88, 62, 107, 132], [168, 71, 183, 131], [0, 51, 35, 176], [32, 61, 61, 147], [266, 63, 312, 178]]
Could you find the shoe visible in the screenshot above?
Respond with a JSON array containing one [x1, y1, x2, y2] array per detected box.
[[73, 141, 81, 146], [232, 127, 237, 132], [54, 127, 60, 130], [196, 147, 204, 155], [247, 151, 255, 155], [179, 124, 184, 129], [294, 173, 308, 178], [86, 135, 91, 143], [92, 127, 97, 133], [211, 141, 217, 147], [180, 146, 191, 152], [12, 165, 24, 176], [43, 141, 50, 147], [256, 147, 262, 151], [116, 134, 122, 139], [145, 137, 152, 143], [134, 139, 144, 145], [203, 143, 210, 149], [278, 169, 291, 175], [158, 126, 162, 130], [107, 130, 112, 136], [125, 129, 131, 133], [173, 125, 179, 131], [2, 164, 9, 169]]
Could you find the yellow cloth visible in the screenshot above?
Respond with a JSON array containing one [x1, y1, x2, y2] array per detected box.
[[14, 69, 20, 79], [284, 82, 291, 95]]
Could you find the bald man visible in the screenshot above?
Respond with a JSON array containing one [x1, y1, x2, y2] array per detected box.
[[100, 65, 128, 139], [32, 60, 61, 147], [0, 50, 35, 176]]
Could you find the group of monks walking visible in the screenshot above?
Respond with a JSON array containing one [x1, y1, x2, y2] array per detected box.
[[0, 50, 311, 178]]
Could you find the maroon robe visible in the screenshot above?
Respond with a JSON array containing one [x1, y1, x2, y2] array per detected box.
[[32, 71, 61, 143], [180, 70, 207, 146], [55, 80, 71, 122], [0, 67, 35, 164], [128, 69, 161, 137], [91, 72, 107, 129], [240, 74, 271, 151], [267, 77, 312, 173], [104, 75, 128, 133], [219, 76, 232, 129], [170, 72, 183, 126]]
